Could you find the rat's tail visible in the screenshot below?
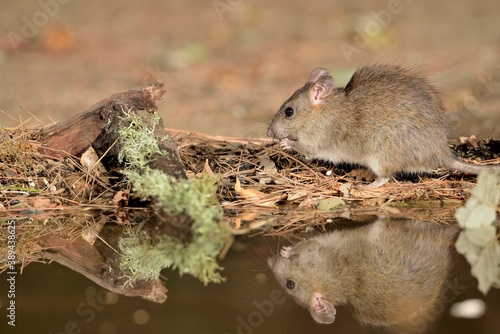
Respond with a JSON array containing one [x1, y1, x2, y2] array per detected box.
[[450, 158, 500, 175]]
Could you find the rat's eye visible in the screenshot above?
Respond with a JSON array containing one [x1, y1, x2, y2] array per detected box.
[[285, 279, 296, 290], [284, 107, 295, 118]]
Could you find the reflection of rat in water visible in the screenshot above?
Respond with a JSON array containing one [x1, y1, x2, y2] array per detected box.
[[267, 219, 458, 331], [267, 64, 500, 187]]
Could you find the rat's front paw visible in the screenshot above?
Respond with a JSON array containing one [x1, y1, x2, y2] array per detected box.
[[280, 138, 294, 150], [280, 246, 294, 258]]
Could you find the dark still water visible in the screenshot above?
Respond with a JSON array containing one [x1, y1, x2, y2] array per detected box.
[[1, 217, 500, 334]]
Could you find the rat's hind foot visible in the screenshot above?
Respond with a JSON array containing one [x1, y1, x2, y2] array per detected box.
[[363, 176, 390, 188]]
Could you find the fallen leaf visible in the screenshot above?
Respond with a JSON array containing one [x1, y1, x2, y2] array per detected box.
[[81, 219, 107, 245], [234, 212, 262, 230], [455, 227, 500, 295], [287, 189, 309, 201], [234, 178, 282, 207], [202, 159, 214, 177], [339, 183, 351, 198], [235, 177, 267, 199], [380, 203, 401, 214], [455, 170, 500, 228], [80, 146, 111, 185], [316, 197, 345, 211], [113, 189, 130, 207], [350, 168, 375, 182], [29, 197, 58, 210], [186, 170, 196, 180], [259, 177, 273, 185], [460, 134, 479, 148], [115, 210, 130, 225], [238, 212, 261, 221], [259, 154, 277, 175]]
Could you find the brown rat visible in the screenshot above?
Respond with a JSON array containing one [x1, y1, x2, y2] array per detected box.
[[267, 64, 500, 187], [267, 218, 458, 331]]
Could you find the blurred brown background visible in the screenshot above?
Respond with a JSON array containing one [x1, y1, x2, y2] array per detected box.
[[1, 2, 500, 333], [0, 0, 499, 138]]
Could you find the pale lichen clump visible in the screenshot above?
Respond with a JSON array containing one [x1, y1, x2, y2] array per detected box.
[[117, 109, 165, 169], [116, 109, 230, 285], [119, 222, 230, 285]]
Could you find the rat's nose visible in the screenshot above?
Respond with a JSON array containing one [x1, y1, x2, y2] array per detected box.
[[266, 126, 273, 138]]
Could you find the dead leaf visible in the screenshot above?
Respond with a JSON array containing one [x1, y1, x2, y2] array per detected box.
[[455, 227, 500, 295], [81, 218, 107, 245], [234, 178, 283, 207], [235, 177, 267, 199], [455, 170, 500, 228], [350, 168, 375, 182], [380, 203, 401, 214], [287, 189, 309, 201], [115, 210, 130, 225], [298, 193, 315, 208], [259, 154, 277, 175], [113, 189, 130, 207], [460, 134, 479, 149], [339, 183, 351, 198], [80, 146, 111, 185], [29, 197, 58, 210], [202, 159, 214, 177], [186, 170, 196, 180], [316, 197, 345, 211], [234, 212, 262, 230]]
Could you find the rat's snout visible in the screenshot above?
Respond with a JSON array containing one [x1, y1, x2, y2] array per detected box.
[[266, 126, 273, 138], [266, 123, 276, 138], [267, 255, 285, 274], [267, 122, 285, 139]]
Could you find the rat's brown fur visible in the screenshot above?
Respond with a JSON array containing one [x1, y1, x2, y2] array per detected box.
[[267, 64, 500, 187], [267, 219, 458, 330]]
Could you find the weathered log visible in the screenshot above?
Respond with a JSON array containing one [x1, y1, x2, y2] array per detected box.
[[34, 82, 179, 168]]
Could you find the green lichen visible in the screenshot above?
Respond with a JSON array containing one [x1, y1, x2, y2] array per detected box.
[[117, 109, 165, 169], [116, 109, 230, 285], [123, 169, 222, 228], [119, 221, 231, 285]]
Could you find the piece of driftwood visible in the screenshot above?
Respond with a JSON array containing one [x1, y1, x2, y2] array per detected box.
[[35, 83, 164, 156], [34, 82, 186, 180], [29, 82, 192, 303]]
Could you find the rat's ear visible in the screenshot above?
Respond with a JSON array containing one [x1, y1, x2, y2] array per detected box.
[[308, 67, 330, 82], [310, 292, 336, 324], [309, 73, 334, 105]]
